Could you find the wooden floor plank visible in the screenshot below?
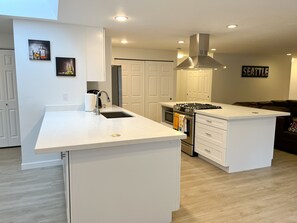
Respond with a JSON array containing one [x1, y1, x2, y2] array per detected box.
[[173, 149, 297, 223], [1, 147, 297, 222], [0, 147, 66, 223]]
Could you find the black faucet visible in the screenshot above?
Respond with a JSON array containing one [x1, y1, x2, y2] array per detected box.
[[95, 90, 111, 115]]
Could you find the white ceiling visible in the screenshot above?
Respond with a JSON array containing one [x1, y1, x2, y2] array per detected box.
[[2, 0, 297, 55]]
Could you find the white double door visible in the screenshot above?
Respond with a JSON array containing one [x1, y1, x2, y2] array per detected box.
[[0, 50, 21, 147], [115, 60, 174, 122], [177, 69, 212, 102]]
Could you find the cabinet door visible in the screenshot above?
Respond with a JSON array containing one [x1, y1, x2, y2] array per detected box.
[[195, 140, 226, 166], [86, 27, 105, 81]]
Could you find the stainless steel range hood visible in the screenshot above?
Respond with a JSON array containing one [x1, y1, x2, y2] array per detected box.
[[176, 33, 223, 69]]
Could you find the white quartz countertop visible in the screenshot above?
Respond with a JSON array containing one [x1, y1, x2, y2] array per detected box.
[[160, 101, 290, 120], [35, 106, 186, 154]]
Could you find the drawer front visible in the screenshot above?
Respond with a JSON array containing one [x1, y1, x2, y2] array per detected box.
[[196, 123, 227, 148], [196, 114, 227, 130], [195, 141, 226, 166]]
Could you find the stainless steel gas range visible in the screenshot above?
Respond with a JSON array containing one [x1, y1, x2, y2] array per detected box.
[[173, 103, 222, 156]]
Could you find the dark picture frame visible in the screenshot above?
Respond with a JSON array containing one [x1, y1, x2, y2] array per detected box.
[[28, 39, 51, 60], [241, 65, 269, 78], [56, 57, 76, 77]]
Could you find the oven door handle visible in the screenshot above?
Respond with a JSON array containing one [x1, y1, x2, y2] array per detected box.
[[184, 115, 193, 120]]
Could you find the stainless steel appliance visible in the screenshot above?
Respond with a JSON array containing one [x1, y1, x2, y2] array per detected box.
[[111, 65, 122, 107], [176, 33, 224, 70], [164, 109, 174, 125], [173, 103, 222, 156]]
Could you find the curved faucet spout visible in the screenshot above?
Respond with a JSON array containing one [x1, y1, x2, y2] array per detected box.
[[95, 90, 110, 115], [99, 90, 111, 102]]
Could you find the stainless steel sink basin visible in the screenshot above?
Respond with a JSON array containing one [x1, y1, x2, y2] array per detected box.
[[101, 111, 133, 119]]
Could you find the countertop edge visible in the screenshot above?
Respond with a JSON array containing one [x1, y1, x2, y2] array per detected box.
[[195, 110, 290, 120], [35, 135, 186, 154], [160, 101, 291, 120]]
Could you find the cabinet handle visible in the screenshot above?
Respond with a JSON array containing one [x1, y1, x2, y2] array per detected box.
[[205, 132, 212, 137], [205, 149, 211, 153], [6, 103, 8, 106]]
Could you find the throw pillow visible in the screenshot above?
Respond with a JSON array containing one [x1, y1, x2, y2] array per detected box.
[[288, 121, 297, 133]]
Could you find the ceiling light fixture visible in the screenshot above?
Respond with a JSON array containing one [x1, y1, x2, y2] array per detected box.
[[227, 24, 238, 29], [114, 16, 128, 22], [287, 53, 292, 56], [178, 40, 184, 44], [211, 48, 216, 51], [177, 53, 184, 59], [121, 39, 128, 44]]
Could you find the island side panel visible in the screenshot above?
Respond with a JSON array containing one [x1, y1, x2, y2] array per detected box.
[[69, 140, 181, 223], [226, 117, 276, 173]]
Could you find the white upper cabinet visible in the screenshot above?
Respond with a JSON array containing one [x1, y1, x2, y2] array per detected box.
[[85, 27, 106, 82]]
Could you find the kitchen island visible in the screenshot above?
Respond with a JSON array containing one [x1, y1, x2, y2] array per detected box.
[[160, 102, 289, 173], [35, 106, 186, 223]]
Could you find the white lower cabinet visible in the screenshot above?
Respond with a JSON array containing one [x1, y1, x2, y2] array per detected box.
[[61, 140, 181, 223], [196, 140, 226, 166], [195, 113, 277, 173], [195, 114, 227, 166]]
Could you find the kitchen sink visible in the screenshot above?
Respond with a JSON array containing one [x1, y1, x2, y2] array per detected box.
[[101, 111, 133, 119]]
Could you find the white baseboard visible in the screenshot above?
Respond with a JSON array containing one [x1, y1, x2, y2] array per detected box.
[[21, 159, 62, 170]]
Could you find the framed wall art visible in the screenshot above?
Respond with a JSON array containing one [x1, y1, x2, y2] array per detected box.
[[241, 65, 269, 78], [28, 39, 51, 60], [56, 57, 76, 77]]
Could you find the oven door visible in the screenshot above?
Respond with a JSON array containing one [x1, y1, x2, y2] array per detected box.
[[164, 110, 173, 125], [174, 111, 194, 145]]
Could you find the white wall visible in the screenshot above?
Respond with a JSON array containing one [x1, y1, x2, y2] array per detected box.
[[289, 58, 297, 100], [112, 47, 177, 63], [0, 33, 14, 49], [13, 20, 103, 169], [212, 54, 291, 104]]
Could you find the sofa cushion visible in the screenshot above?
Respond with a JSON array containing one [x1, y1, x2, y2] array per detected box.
[[287, 100, 297, 117], [271, 100, 290, 108], [288, 120, 297, 133], [261, 105, 291, 113], [287, 100, 297, 106], [257, 101, 274, 107], [233, 102, 259, 108]]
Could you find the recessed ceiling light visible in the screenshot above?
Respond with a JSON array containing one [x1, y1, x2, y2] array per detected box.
[[178, 40, 184, 44], [287, 53, 292, 56], [121, 39, 128, 44], [227, 24, 238, 29], [211, 48, 217, 51], [223, 66, 227, 69], [114, 16, 128, 22]]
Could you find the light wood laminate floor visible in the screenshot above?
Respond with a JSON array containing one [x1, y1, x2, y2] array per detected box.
[[0, 147, 66, 223], [1, 147, 297, 223]]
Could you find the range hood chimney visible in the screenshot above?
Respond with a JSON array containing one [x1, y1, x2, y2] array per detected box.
[[176, 33, 223, 70]]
